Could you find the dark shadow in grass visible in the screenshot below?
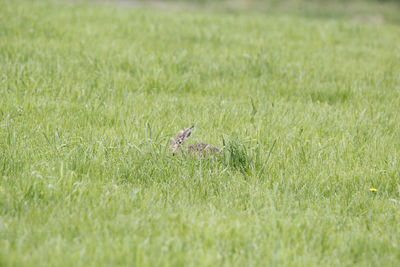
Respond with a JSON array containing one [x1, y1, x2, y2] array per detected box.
[[276, 87, 353, 105], [309, 89, 352, 105], [222, 137, 252, 174], [221, 137, 277, 177]]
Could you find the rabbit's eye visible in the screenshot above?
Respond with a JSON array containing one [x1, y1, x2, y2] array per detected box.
[[177, 138, 185, 144]]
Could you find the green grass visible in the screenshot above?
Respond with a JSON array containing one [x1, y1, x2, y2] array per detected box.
[[1, 0, 400, 266]]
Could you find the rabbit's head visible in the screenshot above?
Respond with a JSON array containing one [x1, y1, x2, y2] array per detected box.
[[169, 125, 194, 154]]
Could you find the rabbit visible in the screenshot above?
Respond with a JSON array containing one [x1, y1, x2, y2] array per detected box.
[[169, 125, 221, 156]]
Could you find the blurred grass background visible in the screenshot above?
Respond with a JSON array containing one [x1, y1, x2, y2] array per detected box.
[[93, 0, 400, 24]]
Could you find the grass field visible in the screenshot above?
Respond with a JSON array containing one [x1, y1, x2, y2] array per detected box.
[[1, 0, 400, 266]]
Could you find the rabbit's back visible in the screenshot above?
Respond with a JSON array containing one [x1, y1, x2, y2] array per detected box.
[[187, 143, 220, 154]]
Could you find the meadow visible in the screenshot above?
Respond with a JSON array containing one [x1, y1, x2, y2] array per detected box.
[[1, 0, 400, 266]]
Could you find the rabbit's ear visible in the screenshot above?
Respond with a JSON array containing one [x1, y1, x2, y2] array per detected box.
[[169, 139, 178, 154], [169, 139, 176, 146], [183, 125, 194, 139]]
